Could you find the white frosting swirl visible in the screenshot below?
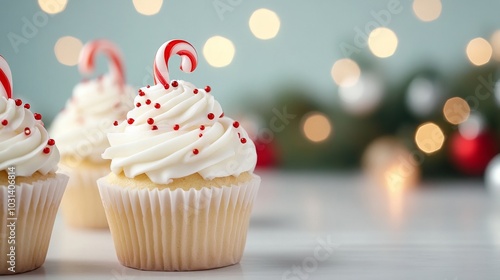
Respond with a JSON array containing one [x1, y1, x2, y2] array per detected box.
[[0, 96, 60, 176], [102, 81, 257, 184], [50, 74, 135, 163]]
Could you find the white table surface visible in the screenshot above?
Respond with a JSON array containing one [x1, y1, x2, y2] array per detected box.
[[16, 171, 500, 280]]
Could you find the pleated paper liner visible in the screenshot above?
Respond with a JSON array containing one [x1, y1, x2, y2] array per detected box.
[[59, 162, 110, 229], [0, 173, 68, 274], [98, 174, 260, 271]]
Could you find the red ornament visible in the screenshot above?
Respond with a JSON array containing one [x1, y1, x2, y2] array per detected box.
[[145, 99, 151, 105], [139, 90, 145, 96], [1, 120, 7, 126], [15, 99, 22, 106], [193, 149, 199, 155], [240, 138, 247, 144], [47, 139, 55, 146], [34, 113, 42, 120], [136, 102, 142, 107], [43, 147, 50, 154], [172, 81, 178, 87], [200, 125, 205, 130], [113, 121, 118, 126], [193, 89, 198, 94], [205, 86, 211, 93], [154, 103, 161, 109], [127, 118, 135, 124], [207, 113, 214, 120], [233, 121, 240, 128], [24, 103, 30, 109], [255, 138, 279, 169], [147, 118, 154, 125], [449, 131, 498, 176]]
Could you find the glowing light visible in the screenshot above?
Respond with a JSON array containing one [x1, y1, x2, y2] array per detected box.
[[415, 122, 445, 154], [301, 112, 332, 143], [412, 0, 442, 22], [466, 37, 492, 66], [368, 27, 398, 58], [203, 36, 235, 68], [38, 0, 67, 14], [54, 36, 83, 66], [443, 97, 470, 125], [133, 0, 163, 16], [458, 113, 485, 140], [249, 8, 281, 40], [331, 58, 361, 87], [338, 73, 384, 116], [490, 30, 500, 62]]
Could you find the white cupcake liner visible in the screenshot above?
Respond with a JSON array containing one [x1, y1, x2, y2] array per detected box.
[[59, 164, 109, 229], [0, 173, 68, 274], [98, 174, 260, 271]]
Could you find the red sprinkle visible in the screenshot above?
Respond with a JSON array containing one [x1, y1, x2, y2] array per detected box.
[[145, 99, 151, 105], [152, 125, 158, 130], [47, 139, 55, 146], [193, 149, 199, 155], [193, 89, 199, 94], [163, 83, 170, 90], [24, 127, 31, 135], [172, 81, 178, 87], [1, 120, 7, 126], [200, 125, 205, 130], [113, 121, 118, 126], [43, 147, 51, 154], [15, 99, 22, 106], [24, 104, 30, 109], [127, 118, 135, 124], [146, 85, 150, 88], [199, 133, 203, 137], [205, 86, 211, 93], [136, 102, 142, 107], [238, 132, 241, 138], [34, 113, 42, 120], [220, 113, 224, 118], [147, 118, 154, 125], [233, 121, 240, 128], [139, 90, 145, 96], [240, 138, 247, 144], [173, 124, 180, 130], [207, 113, 215, 120], [154, 103, 161, 109]]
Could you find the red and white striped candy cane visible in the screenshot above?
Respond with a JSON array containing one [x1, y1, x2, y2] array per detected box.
[[0, 55, 13, 99], [79, 39, 125, 86], [153, 39, 198, 86]]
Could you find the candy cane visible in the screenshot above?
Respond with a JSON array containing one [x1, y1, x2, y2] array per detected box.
[[153, 39, 198, 86], [0, 55, 13, 99], [79, 39, 125, 86]]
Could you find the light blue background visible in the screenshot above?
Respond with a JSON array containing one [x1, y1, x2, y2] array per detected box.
[[1, 0, 500, 124]]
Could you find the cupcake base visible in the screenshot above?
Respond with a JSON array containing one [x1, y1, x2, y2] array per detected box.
[[98, 173, 260, 271], [0, 172, 68, 275], [59, 159, 109, 229]]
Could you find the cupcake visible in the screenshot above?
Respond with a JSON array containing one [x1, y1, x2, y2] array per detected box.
[[0, 55, 68, 274], [50, 40, 134, 228], [98, 40, 260, 271]]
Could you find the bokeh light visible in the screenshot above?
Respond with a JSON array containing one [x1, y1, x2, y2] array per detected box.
[[331, 58, 361, 87], [415, 122, 445, 154], [458, 113, 485, 140], [54, 36, 83, 66], [412, 0, 442, 22], [38, 0, 67, 14], [443, 97, 470, 125], [368, 27, 398, 58], [301, 112, 332, 143], [490, 30, 500, 61], [466, 37, 492, 66], [133, 0, 163, 16], [203, 36, 235, 68], [249, 8, 281, 40], [338, 73, 384, 116]]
